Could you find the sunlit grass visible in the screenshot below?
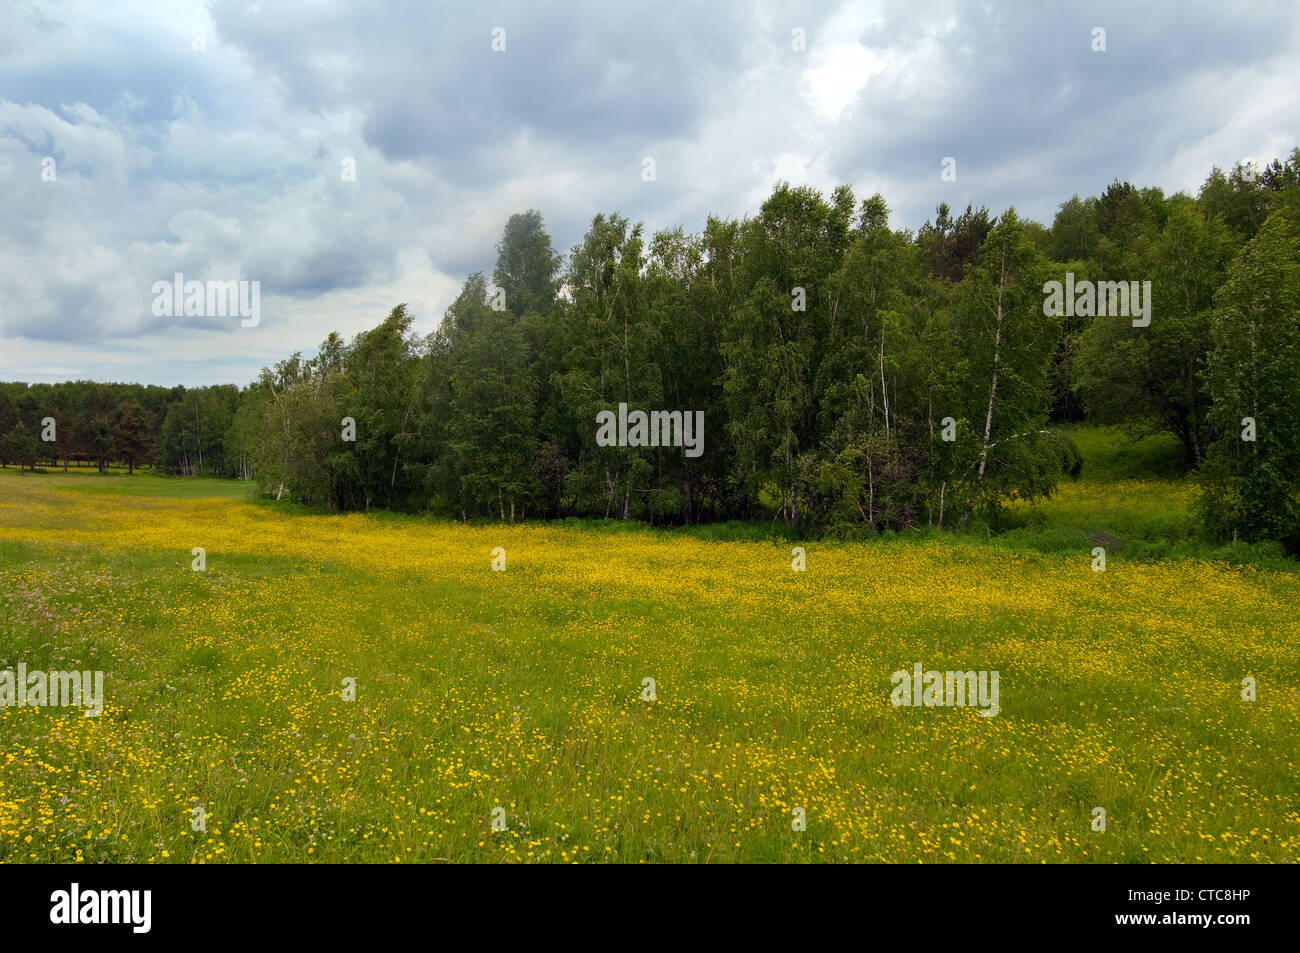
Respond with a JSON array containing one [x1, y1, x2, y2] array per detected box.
[[0, 451, 1296, 864]]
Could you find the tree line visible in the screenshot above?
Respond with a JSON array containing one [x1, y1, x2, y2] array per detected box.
[[0, 380, 260, 479], [4, 149, 1299, 549]]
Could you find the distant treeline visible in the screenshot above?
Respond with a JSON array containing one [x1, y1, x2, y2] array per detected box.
[[0, 380, 256, 479], [5, 149, 1300, 548]]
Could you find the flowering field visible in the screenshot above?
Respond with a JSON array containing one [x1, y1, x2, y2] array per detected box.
[[1, 467, 1297, 863]]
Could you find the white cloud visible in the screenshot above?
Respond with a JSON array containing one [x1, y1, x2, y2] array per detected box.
[[1, 0, 1298, 385]]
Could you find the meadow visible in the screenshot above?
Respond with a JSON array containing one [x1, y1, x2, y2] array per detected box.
[[0, 428, 1296, 863]]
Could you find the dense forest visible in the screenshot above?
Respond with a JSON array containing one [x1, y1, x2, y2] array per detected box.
[[5, 150, 1300, 549]]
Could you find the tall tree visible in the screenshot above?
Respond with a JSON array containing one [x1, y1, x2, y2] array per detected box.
[[1074, 197, 1234, 464], [437, 276, 539, 521], [722, 182, 854, 524], [1199, 211, 1300, 547], [494, 210, 562, 318], [948, 210, 1071, 523]]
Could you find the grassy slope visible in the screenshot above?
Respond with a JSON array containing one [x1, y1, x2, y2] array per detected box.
[[0, 428, 1296, 863], [999, 426, 1290, 567]]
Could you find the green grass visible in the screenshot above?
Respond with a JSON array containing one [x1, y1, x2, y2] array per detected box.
[[1063, 424, 1190, 483], [997, 425, 1292, 568], [0, 427, 1296, 864], [1, 466, 253, 499]]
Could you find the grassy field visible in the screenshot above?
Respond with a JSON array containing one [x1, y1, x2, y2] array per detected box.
[[0, 430, 1297, 863]]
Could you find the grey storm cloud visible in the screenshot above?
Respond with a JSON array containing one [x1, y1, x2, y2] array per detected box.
[[0, 0, 1297, 385], [207, 0, 760, 164], [817, 0, 1300, 227]]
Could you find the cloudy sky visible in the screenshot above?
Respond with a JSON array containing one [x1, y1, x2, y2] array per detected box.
[[2, 0, 1297, 386]]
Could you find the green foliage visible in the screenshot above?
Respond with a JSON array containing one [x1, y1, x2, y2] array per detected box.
[[1073, 197, 1234, 464], [5, 149, 1299, 548], [1199, 212, 1300, 550], [0, 419, 39, 470]]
